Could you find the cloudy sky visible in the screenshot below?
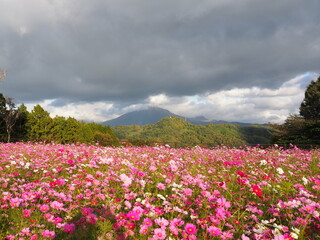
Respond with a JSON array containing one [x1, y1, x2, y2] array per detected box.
[[1, 0, 319, 124]]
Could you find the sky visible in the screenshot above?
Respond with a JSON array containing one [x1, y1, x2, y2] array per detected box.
[[0, 0, 319, 124]]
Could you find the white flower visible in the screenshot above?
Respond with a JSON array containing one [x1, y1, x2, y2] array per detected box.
[[276, 167, 284, 175], [260, 160, 267, 165], [157, 194, 166, 200], [302, 177, 308, 185]]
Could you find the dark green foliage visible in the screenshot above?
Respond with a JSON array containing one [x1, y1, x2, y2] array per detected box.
[[272, 75, 320, 145], [26, 105, 52, 141], [13, 104, 29, 140], [113, 116, 273, 147], [0, 103, 120, 146], [300, 76, 320, 120]]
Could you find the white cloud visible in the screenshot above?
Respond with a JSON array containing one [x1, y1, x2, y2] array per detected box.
[[22, 72, 316, 124], [24, 100, 114, 122]]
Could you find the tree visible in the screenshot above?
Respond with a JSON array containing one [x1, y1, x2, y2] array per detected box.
[[0, 93, 7, 141], [13, 104, 29, 140], [26, 105, 52, 141], [2, 98, 21, 142], [300, 76, 320, 120]]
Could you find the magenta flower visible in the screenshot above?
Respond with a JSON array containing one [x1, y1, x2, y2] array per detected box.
[[39, 204, 50, 212], [132, 206, 144, 216], [86, 213, 98, 224], [127, 210, 140, 221], [153, 228, 166, 239], [185, 223, 197, 234], [81, 207, 93, 215], [30, 234, 38, 240], [64, 223, 76, 234], [23, 209, 32, 218], [141, 218, 152, 227]]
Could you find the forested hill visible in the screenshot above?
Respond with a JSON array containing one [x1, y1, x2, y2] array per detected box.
[[112, 116, 274, 147]]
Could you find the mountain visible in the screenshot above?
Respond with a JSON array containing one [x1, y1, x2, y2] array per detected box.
[[102, 107, 177, 126], [102, 107, 264, 126], [112, 116, 274, 147]]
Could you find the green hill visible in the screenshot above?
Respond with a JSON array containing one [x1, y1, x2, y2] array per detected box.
[[112, 116, 274, 147]]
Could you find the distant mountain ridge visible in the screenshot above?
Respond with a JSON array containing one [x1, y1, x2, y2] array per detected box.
[[102, 107, 264, 126], [111, 116, 274, 147]]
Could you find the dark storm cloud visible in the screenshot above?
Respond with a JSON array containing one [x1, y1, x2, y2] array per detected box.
[[0, 0, 319, 104]]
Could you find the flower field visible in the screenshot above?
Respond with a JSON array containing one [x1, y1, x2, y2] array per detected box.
[[0, 143, 319, 240]]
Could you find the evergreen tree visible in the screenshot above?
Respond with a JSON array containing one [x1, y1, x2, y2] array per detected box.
[[13, 104, 29, 140], [300, 76, 320, 120], [27, 105, 52, 141]]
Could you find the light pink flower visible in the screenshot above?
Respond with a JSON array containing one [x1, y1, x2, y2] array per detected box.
[[183, 188, 193, 196], [50, 201, 63, 210], [153, 228, 166, 239], [207, 226, 222, 236], [157, 183, 166, 190], [42, 229, 56, 239], [155, 217, 169, 228]]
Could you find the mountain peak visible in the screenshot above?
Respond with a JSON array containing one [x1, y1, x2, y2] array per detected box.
[[102, 107, 177, 126]]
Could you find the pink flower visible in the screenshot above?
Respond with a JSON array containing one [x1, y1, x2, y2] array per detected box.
[[127, 211, 140, 221], [132, 206, 144, 216], [86, 213, 98, 224], [207, 226, 222, 236], [50, 201, 63, 210], [143, 218, 153, 227], [155, 217, 169, 228], [183, 188, 193, 196], [42, 229, 56, 239], [39, 204, 50, 212], [217, 197, 231, 208], [139, 226, 148, 234], [119, 174, 132, 187], [81, 207, 93, 215], [64, 223, 76, 234], [185, 223, 197, 234], [157, 183, 166, 190], [241, 234, 250, 240], [23, 209, 32, 218], [30, 234, 38, 240], [53, 217, 63, 224], [252, 185, 263, 198], [10, 197, 23, 208], [170, 218, 184, 227], [153, 228, 166, 240]]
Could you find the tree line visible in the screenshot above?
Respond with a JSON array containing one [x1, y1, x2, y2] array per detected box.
[[271, 75, 320, 145], [0, 94, 120, 146]]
